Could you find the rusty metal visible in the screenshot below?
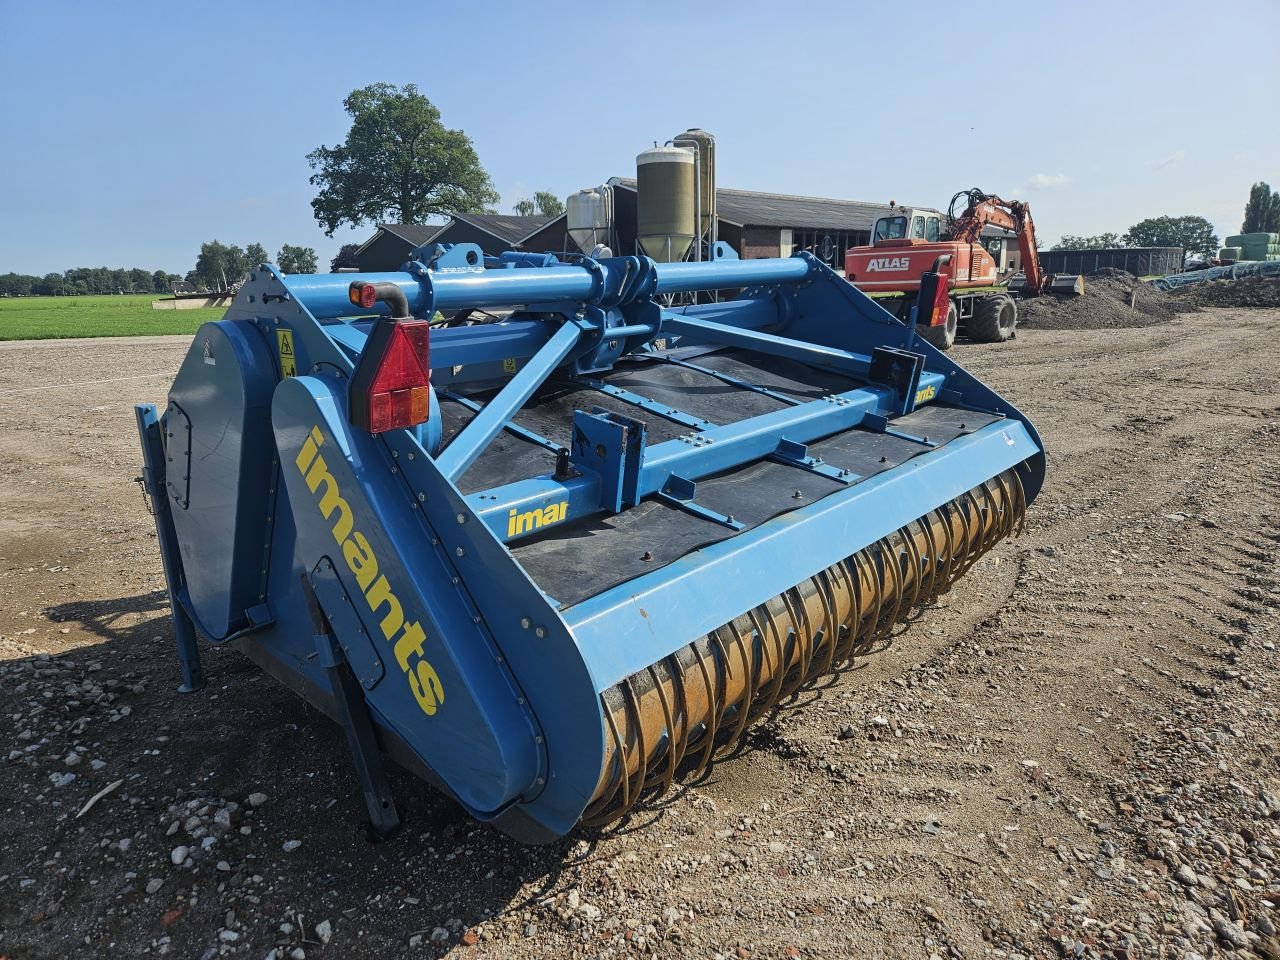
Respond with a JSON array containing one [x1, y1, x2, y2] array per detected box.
[[582, 468, 1026, 826]]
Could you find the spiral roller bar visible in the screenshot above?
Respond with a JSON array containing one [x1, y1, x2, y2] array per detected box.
[[583, 468, 1026, 826]]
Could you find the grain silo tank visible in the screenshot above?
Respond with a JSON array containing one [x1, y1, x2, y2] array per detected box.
[[567, 186, 613, 255], [637, 146, 695, 263], [674, 128, 716, 239]]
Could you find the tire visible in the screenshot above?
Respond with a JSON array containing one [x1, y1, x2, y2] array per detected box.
[[970, 295, 1017, 342], [918, 301, 957, 351]]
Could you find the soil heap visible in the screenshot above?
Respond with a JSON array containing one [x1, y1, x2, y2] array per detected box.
[[1017, 268, 1193, 330]]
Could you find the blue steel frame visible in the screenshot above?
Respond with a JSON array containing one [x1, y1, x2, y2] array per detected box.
[[137, 242, 1045, 842]]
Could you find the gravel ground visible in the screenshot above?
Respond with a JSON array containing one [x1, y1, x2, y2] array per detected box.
[[0, 314, 1278, 960]]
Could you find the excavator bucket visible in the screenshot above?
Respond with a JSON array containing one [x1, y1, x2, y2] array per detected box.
[[1049, 274, 1086, 296], [135, 242, 1045, 842]]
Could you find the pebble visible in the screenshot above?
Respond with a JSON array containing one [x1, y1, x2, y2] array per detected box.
[[315, 920, 332, 944], [170, 845, 189, 866], [282, 840, 302, 853], [247, 792, 269, 808], [1173, 865, 1198, 887], [145, 878, 164, 895]]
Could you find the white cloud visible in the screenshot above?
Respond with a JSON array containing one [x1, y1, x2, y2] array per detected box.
[[1146, 150, 1185, 171], [1028, 173, 1071, 190]]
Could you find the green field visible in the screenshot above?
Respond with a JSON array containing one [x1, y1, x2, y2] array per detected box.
[[0, 294, 225, 340]]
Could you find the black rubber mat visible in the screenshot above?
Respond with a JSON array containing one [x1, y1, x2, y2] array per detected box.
[[438, 348, 1000, 607]]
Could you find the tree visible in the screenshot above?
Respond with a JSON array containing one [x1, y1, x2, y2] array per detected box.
[[277, 244, 318, 274], [1241, 182, 1280, 234], [153, 270, 171, 293], [513, 198, 536, 217], [307, 83, 499, 236], [533, 191, 564, 218], [194, 241, 250, 291], [330, 243, 361, 272], [1122, 215, 1218, 256], [1053, 233, 1121, 250], [245, 243, 270, 267]]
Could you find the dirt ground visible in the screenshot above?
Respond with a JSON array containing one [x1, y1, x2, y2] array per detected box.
[[1, 310, 1277, 960]]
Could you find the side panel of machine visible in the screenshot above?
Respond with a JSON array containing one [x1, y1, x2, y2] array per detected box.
[[271, 375, 546, 818], [166, 321, 278, 638]]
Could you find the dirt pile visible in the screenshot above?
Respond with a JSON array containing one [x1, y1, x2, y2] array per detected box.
[[1170, 275, 1280, 308], [1017, 268, 1193, 330]]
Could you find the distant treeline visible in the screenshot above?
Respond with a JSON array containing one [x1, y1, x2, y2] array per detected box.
[[0, 267, 181, 297]]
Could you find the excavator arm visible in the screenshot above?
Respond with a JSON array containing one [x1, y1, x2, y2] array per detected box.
[[945, 189, 1048, 293]]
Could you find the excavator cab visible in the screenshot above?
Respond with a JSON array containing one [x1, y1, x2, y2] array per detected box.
[[872, 211, 942, 245]]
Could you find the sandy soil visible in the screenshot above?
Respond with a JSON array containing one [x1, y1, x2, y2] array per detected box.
[[0, 311, 1277, 960]]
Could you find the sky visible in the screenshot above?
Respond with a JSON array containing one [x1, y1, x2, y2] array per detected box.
[[1, 0, 1277, 276]]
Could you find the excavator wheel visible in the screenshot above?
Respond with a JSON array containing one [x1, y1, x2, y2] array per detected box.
[[970, 294, 1017, 343], [918, 301, 957, 351]]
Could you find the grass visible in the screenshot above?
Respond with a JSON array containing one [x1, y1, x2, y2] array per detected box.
[[0, 294, 226, 340]]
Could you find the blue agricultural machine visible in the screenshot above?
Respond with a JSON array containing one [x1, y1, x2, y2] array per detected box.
[[135, 242, 1044, 842]]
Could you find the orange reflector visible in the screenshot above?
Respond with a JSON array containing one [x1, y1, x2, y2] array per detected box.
[[349, 282, 379, 310], [349, 320, 431, 434]]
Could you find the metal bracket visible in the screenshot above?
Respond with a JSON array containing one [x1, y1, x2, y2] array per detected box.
[[571, 408, 646, 510], [300, 575, 400, 840], [771, 438, 858, 484], [861, 414, 939, 448], [868, 346, 925, 415], [310, 559, 386, 690], [163, 402, 192, 509], [655, 474, 745, 531]]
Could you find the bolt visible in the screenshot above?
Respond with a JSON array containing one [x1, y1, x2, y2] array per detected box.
[[535, 626, 546, 638], [521, 617, 531, 629], [641, 550, 654, 562], [455, 546, 465, 557], [880, 456, 888, 464], [792, 490, 803, 499], [535, 735, 543, 744], [456, 513, 467, 524], [407, 451, 415, 460], [417, 493, 425, 502]]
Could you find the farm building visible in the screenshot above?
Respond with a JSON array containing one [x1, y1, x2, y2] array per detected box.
[[354, 214, 557, 271], [523, 178, 932, 272]]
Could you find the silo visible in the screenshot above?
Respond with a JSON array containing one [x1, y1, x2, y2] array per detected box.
[[567, 186, 613, 254], [673, 128, 715, 241], [636, 146, 696, 263]]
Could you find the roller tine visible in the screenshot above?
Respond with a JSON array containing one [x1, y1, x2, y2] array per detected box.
[[938, 504, 959, 591], [855, 548, 883, 654], [643, 661, 680, 796], [582, 695, 632, 825], [996, 472, 1017, 542], [620, 677, 649, 814], [834, 558, 862, 661], [813, 568, 840, 676], [686, 637, 723, 777], [1011, 471, 1027, 537], [717, 619, 758, 753], [777, 588, 812, 700], [900, 524, 925, 612], [747, 605, 786, 721], [875, 537, 905, 638], [917, 512, 942, 605]]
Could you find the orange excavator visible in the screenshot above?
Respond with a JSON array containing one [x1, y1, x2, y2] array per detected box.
[[845, 188, 1084, 350]]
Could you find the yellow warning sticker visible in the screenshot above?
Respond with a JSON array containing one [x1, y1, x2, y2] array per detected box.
[[277, 329, 297, 378], [502, 357, 517, 374]]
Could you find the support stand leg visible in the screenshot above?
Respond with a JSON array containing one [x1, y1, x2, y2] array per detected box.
[[301, 576, 401, 840]]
